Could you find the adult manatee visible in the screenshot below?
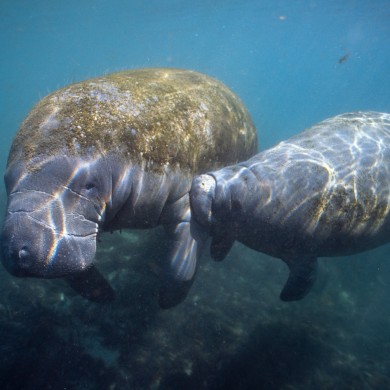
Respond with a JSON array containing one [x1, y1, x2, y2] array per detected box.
[[190, 112, 390, 301], [1, 68, 257, 308]]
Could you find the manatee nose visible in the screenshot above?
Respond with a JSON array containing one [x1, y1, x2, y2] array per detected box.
[[2, 240, 34, 275], [190, 174, 216, 228], [1, 221, 37, 276], [18, 246, 31, 264]]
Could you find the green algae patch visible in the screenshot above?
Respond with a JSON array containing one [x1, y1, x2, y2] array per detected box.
[[9, 68, 257, 174]]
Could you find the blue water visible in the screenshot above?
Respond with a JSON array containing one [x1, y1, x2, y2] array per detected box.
[[1, 1, 390, 389]]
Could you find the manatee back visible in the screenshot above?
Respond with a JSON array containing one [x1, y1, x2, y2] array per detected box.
[[249, 111, 390, 187], [286, 111, 390, 173], [8, 68, 258, 174], [266, 111, 390, 202]]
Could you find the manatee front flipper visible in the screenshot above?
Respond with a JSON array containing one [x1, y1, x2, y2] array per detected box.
[[159, 218, 207, 309], [65, 265, 115, 303], [280, 256, 318, 301]]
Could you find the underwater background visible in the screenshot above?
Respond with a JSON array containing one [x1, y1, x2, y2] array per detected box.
[[1, 0, 390, 389]]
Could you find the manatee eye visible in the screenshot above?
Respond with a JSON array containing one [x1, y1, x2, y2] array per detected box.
[[84, 182, 99, 197], [85, 182, 95, 190]]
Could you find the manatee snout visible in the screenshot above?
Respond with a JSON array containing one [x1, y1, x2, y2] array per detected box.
[[1, 202, 98, 278], [1, 213, 50, 276], [1, 156, 110, 278], [190, 174, 216, 230]]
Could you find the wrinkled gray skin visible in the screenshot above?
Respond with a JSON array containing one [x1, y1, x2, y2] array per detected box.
[[1, 68, 257, 308], [190, 112, 390, 301], [3, 154, 198, 305]]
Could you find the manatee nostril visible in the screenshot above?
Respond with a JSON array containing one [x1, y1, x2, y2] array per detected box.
[[1, 240, 33, 275], [18, 246, 30, 261]]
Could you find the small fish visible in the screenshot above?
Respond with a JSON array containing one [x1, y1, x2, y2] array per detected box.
[[338, 49, 351, 64]]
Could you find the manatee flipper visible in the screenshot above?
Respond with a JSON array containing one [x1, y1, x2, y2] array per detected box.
[[65, 265, 115, 303], [280, 256, 318, 301], [159, 218, 207, 309], [210, 232, 235, 261]]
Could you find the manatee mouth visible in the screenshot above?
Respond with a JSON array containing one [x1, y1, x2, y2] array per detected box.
[[190, 174, 216, 230], [1, 211, 97, 278]]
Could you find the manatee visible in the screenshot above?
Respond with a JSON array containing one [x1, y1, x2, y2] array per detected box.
[[190, 111, 390, 301], [1, 68, 257, 308]]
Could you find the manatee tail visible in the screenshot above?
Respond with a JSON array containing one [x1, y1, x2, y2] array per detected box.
[[280, 256, 318, 301], [65, 265, 115, 303]]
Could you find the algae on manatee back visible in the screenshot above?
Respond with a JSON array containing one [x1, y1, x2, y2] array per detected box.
[[9, 68, 257, 174]]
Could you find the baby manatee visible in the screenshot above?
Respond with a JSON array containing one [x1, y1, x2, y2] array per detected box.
[[190, 112, 390, 301]]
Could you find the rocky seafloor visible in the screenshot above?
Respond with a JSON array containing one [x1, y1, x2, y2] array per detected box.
[[0, 225, 390, 389]]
